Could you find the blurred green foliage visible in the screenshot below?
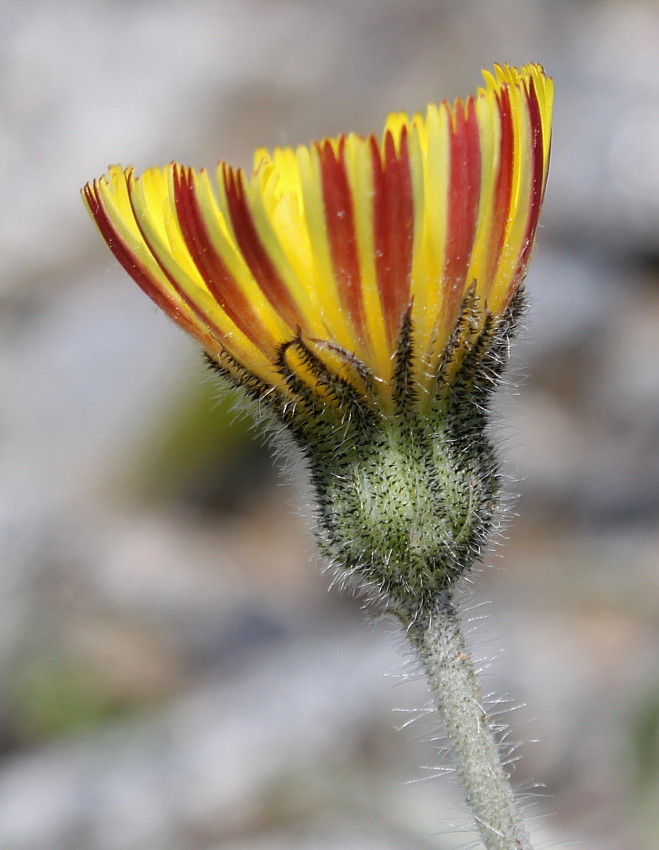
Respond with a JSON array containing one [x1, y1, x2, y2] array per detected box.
[[629, 685, 659, 849], [7, 657, 121, 743], [129, 376, 275, 512]]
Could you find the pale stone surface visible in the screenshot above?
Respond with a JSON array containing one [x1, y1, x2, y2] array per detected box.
[[1, 1, 658, 848]]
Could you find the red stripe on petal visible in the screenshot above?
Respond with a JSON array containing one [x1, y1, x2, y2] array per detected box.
[[517, 78, 545, 275], [124, 174, 231, 345], [487, 86, 515, 284], [444, 98, 481, 319], [82, 180, 214, 348], [222, 165, 300, 332], [172, 166, 273, 353], [319, 139, 366, 343], [372, 129, 414, 344]]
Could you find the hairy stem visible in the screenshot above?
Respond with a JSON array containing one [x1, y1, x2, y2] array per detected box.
[[404, 592, 532, 850]]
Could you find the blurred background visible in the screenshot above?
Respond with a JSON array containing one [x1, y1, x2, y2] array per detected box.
[[1, 0, 659, 848]]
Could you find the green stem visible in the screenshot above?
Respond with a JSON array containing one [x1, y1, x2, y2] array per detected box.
[[404, 591, 533, 850]]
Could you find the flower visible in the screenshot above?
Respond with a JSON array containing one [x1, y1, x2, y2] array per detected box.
[[82, 64, 553, 605], [81, 66, 556, 840], [82, 64, 552, 421]]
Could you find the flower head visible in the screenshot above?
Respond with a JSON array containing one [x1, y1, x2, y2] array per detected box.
[[83, 64, 552, 422], [82, 64, 553, 605]]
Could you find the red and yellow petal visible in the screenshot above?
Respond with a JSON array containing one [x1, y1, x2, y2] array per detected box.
[[82, 63, 553, 412]]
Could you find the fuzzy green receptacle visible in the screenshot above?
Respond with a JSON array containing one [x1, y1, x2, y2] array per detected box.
[[83, 64, 553, 850], [271, 291, 522, 613]]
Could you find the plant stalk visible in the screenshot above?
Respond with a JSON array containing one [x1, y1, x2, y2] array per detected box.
[[404, 591, 533, 850]]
